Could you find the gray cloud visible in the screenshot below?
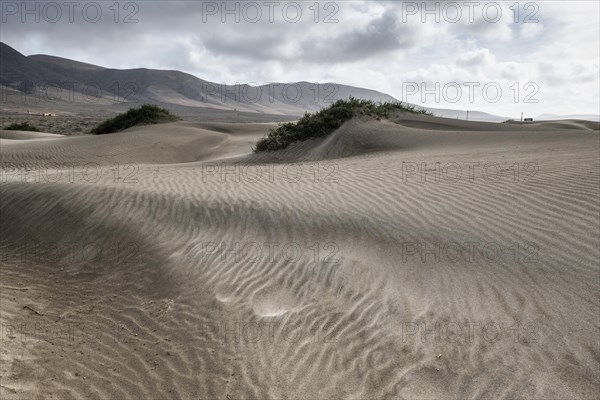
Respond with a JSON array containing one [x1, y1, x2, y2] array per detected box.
[[202, 31, 292, 61], [298, 12, 416, 63], [0, 0, 598, 115]]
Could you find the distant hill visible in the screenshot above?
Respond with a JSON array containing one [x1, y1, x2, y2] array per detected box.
[[1, 42, 521, 122], [427, 107, 509, 123], [0, 41, 67, 88], [0, 42, 400, 116], [536, 113, 600, 122]]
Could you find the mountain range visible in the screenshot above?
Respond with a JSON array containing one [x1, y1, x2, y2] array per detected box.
[[1, 42, 597, 122], [0, 42, 398, 117]]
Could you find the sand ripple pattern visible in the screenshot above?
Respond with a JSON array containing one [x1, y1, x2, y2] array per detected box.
[[1, 118, 599, 399]]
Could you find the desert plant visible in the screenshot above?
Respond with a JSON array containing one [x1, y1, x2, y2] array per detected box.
[[254, 97, 429, 152], [91, 104, 180, 135], [3, 122, 41, 132]]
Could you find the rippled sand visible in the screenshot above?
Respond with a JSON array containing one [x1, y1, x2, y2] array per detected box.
[[1, 115, 598, 399]]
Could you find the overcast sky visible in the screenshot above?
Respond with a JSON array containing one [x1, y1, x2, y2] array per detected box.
[[1, 1, 599, 117]]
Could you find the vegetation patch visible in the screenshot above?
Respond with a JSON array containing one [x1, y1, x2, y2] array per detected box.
[[91, 104, 180, 135], [3, 122, 41, 132], [254, 97, 429, 152]]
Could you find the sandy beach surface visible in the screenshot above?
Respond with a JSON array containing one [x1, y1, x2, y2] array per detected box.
[[1, 114, 599, 399]]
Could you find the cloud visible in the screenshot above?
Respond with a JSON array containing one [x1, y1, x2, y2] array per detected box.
[[0, 0, 598, 115], [456, 48, 496, 68], [298, 12, 417, 63], [519, 22, 544, 39]]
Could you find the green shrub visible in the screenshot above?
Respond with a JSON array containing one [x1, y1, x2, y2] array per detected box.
[[91, 104, 180, 135], [3, 122, 41, 132], [254, 97, 429, 152]]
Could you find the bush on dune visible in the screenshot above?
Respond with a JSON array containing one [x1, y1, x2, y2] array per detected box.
[[91, 104, 180, 135], [254, 97, 430, 152], [3, 122, 41, 132]]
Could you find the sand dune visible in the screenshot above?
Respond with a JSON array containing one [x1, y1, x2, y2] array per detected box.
[[0, 122, 274, 168], [531, 120, 600, 131], [1, 115, 599, 399], [0, 130, 65, 140]]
